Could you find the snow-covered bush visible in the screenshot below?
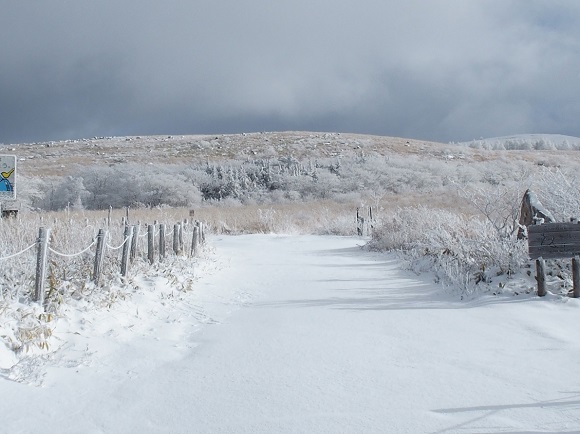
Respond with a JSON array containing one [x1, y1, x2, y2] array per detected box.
[[533, 167, 580, 221], [33, 165, 203, 211], [368, 206, 528, 295]]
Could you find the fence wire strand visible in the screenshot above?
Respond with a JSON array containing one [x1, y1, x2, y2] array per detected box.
[[49, 238, 97, 258], [0, 242, 37, 261], [106, 233, 131, 251]]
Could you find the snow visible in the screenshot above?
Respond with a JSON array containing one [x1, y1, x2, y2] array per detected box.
[[2, 234, 580, 433], [458, 133, 580, 150]]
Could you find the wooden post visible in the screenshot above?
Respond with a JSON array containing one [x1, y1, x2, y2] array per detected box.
[[121, 225, 133, 277], [92, 229, 106, 284], [197, 221, 205, 244], [159, 223, 166, 261], [356, 208, 363, 236], [573, 256, 580, 298], [536, 257, 547, 297], [107, 206, 112, 227], [34, 227, 50, 304], [147, 224, 154, 265], [191, 225, 200, 257], [173, 223, 180, 255], [130, 224, 138, 262], [179, 222, 184, 252]]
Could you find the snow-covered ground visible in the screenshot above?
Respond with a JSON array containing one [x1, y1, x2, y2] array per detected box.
[[2, 235, 580, 433]]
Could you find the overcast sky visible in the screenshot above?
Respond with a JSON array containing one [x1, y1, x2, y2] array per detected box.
[[1, 1, 580, 144]]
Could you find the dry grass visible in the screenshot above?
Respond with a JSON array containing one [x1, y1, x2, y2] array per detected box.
[[87, 190, 473, 236], [0, 186, 483, 241]]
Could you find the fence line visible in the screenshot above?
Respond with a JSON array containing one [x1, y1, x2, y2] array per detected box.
[[1, 220, 207, 309]]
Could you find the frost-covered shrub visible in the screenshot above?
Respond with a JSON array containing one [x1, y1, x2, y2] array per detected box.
[[457, 184, 523, 239], [533, 168, 580, 221], [368, 206, 528, 295], [35, 166, 203, 210]]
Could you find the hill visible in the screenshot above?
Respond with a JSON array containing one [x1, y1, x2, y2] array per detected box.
[[6, 131, 446, 178], [1, 130, 579, 215], [3, 130, 579, 179]]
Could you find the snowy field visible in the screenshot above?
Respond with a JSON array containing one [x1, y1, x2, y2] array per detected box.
[[2, 234, 580, 433]]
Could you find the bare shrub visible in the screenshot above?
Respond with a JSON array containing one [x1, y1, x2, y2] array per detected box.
[[457, 184, 523, 239]]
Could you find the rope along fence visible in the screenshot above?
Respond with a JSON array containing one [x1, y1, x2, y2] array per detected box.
[[0, 220, 206, 308]]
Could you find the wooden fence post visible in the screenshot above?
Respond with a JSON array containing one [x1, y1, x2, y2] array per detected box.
[[33, 227, 50, 304], [147, 224, 155, 265], [573, 256, 580, 298], [159, 223, 166, 261], [191, 225, 200, 257], [92, 229, 106, 284], [179, 222, 184, 252], [121, 225, 133, 277], [130, 224, 138, 262], [356, 208, 362, 236], [173, 223, 180, 255], [535, 257, 547, 297], [199, 221, 205, 244]]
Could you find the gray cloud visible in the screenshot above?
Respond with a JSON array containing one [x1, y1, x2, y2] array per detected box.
[[1, 0, 580, 144]]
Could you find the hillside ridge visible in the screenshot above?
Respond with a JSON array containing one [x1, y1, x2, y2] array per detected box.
[[4, 131, 446, 177], [2, 131, 579, 178]]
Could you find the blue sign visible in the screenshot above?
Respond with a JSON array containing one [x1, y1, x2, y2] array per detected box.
[[0, 156, 16, 199]]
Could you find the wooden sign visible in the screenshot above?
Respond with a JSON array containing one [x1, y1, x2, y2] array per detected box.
[[528, 222, 580, 260]]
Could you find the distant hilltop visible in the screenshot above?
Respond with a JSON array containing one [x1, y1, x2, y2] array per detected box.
[[456, 134, 580, 151]]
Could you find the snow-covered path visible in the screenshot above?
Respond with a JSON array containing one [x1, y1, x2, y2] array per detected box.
[[3, 235, 580, 433]]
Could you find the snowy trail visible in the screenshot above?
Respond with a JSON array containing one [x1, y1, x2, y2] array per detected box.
[[3, 235, 580, 433]]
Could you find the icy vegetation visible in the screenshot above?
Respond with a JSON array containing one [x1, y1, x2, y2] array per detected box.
[[0, 131, 579, 373], [458, 133, 580, 150], [5, 131, 580, 296], [0, 211, 202, 370]]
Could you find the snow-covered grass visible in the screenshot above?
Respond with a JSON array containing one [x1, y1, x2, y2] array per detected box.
[[0, 200, 362, 371], [0, 210, 207, 371], [0, 197, 377, 372], [367, 206, 531, 295], [362, 163, 579, 297]]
